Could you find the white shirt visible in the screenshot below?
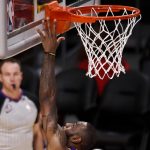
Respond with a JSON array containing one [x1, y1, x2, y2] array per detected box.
[[0, 95, 37, 150]]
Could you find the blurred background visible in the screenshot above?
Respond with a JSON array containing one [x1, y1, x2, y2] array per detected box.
[[5, 0, 150, 150]]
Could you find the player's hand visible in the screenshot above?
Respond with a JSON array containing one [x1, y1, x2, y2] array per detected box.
[[36, 18, 65, 54]]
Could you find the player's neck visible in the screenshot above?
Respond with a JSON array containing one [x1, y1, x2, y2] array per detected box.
[[67, 146, 77, 150]]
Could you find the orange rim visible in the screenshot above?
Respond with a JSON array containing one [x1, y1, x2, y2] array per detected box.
[[69, 5, 141, 21], [45, 2, 141, 23]]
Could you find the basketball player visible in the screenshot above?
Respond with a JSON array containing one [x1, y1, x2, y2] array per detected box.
[[37, 18, 96, 150], [0, 58, 43, 150]]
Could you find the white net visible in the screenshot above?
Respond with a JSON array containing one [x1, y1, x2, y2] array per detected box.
[[74, 7, 141, 79]]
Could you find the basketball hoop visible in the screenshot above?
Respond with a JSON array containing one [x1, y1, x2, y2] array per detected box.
[[45, 1, 141, 79]]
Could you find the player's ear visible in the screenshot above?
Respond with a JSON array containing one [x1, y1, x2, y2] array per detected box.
[[70, 135, 82, 144]]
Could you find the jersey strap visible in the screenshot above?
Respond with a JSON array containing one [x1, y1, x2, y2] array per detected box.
[[70, 147, 76, 150]]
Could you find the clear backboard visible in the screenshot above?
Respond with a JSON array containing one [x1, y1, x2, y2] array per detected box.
[[0, 0, 100, 59]]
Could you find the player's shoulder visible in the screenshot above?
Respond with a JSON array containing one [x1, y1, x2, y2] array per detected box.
[[46, 125, 66, 150]]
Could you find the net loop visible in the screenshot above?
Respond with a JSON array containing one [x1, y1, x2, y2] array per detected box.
[[74, 7, 141, 79]]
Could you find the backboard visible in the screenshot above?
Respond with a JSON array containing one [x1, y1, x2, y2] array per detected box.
[[0, 0, 100, 59]]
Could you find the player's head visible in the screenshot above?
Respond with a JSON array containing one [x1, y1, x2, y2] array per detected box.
[[0, 58, 23, 90], [63, 121, 96, 150]]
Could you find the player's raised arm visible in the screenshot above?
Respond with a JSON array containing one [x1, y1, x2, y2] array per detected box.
[[37, 18, 65, 134]]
